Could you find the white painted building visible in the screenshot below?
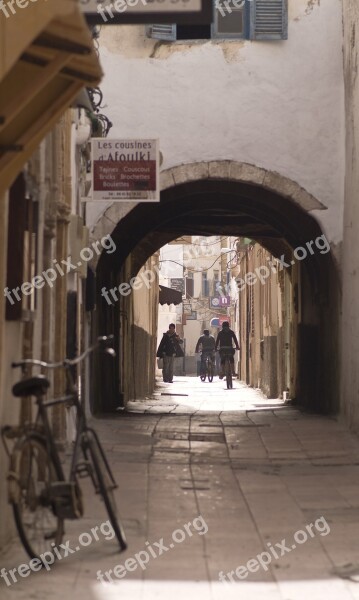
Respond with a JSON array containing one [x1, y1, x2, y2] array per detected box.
[[88, 0, 344, 250], [157, 256, 181, 376]]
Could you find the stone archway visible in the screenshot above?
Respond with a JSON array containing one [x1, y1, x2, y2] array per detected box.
[[89, 161, 339, 416], [90, 161, 326, 265]]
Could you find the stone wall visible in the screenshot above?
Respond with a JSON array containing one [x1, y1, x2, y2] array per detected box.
[[341, 0, 359, 430]]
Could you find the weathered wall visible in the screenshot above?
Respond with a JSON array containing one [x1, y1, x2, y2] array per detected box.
[[157, 302, 178, 377], [0, 190, 20, 549], [236, 242, 298, 400], [122, 256, 160, 403], [0, 143, 47, 548], [87, 0, 345, 249], [341, 0, 359, 430], [0, 113, 93, 549]]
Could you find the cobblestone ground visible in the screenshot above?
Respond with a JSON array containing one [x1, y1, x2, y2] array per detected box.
[[2, 377, 359, 599]]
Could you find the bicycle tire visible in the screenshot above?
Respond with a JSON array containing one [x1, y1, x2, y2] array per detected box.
[[200, 358, 206, 381], [225, 358, 233, 389], [208, 358, 214, 383], [86, 434, 127, 552], [11, 433, 64, 561]]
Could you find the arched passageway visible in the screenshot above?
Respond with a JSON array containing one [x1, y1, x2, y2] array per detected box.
[[91, 163, 340, 415]]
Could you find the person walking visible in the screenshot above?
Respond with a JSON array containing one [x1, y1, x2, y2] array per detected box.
[[156, 323, 184, 383]]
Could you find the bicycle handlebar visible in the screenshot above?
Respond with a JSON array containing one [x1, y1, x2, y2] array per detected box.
[[11, 335, 115, 371]]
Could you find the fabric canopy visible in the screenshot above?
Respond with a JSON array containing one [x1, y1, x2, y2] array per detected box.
[[159, 285, 182, 306]]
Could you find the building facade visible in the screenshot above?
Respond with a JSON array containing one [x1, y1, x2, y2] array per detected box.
[[89, 0, 343, 414], [0, 2, 102, 549], [2, 0, 359, 552]]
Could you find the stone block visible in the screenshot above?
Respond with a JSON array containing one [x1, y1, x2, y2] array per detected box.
[[229, 161, 266, 185], [171, 162, 209, 185]]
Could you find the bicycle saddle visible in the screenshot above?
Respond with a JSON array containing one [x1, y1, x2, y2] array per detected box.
[[12, 375, 50, 397]]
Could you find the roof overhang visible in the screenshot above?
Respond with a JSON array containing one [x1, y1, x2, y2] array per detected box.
[[0, 0, 103, 195], [159, 285, 182, 306]]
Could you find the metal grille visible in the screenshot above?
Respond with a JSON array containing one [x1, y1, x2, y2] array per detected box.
[[146, 24, 177, 41]]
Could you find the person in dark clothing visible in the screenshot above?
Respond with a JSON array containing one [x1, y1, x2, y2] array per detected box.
[[156, 323, 184, 383], [215, 321, 240, 379], [195, 329, 215, 375]]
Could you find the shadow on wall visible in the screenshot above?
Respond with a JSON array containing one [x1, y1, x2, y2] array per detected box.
[[131, 324, 156, 400]]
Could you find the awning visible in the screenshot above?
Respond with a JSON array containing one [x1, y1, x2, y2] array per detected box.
[[0, 0, 102, 195], [159, 285, 182, 306]]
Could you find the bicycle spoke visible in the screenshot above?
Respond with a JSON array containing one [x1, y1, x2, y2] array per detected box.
[[12, 436, 63, 560]]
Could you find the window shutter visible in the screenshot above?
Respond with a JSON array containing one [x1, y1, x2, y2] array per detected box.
[[146, 24, 177, 41], [250, 0, 288, 40], [186, 277, 194, 299], [203, 279, 210, 297]]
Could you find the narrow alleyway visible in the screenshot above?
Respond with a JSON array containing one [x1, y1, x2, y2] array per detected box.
[[2, 3, 359, 599], [2, 378, 359, 599]]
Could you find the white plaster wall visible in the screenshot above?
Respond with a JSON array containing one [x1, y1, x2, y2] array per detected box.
[[159, 244, 183, 278], [90, 0, 345, 244], [156, 303, 178, 375], [157, 266, 181, 370], [157, 304, 178, 343], [0, 324, 24, 549], [183, 319, 202, 356]]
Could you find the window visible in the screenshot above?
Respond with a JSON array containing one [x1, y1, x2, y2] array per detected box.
[[185, 272, 194, 298], [213, 0, 245, 40], [213, 270, 220, 295], [202, 272, 209, 297], [147, 0, 287, 42]]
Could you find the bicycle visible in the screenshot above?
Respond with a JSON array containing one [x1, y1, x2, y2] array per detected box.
[[218, 347, 236, 390], [1, 336, 127, 563], [199, 352, 214, 383]]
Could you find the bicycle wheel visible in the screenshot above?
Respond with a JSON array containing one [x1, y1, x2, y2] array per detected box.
[[208, 358, 214, 383], [225, 358, 233, 389], [11, 434, 64, 560], [200, 359, 206, 381], [85, 432, 127, 551]]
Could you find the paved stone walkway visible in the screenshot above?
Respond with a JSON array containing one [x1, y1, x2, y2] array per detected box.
[[2, 377, 359, 599]]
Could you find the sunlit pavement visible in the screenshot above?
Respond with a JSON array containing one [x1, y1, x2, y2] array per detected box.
[[127, 376, 283, 413], [2, 377, 359, 599]]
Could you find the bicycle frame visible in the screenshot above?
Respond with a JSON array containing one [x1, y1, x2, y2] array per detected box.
[[3, 335, 127, 556], [218, 346, 235, 360], [201, 351, 214, 365], [9, 337, 117, 489], [223, 355, 232, 370]]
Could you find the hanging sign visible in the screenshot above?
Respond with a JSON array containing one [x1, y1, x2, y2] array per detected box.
[[92, 138, 159, 202], [170, 278, 185, 295], [81, 0, 212, 25], [210, 296, 231, 308]]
